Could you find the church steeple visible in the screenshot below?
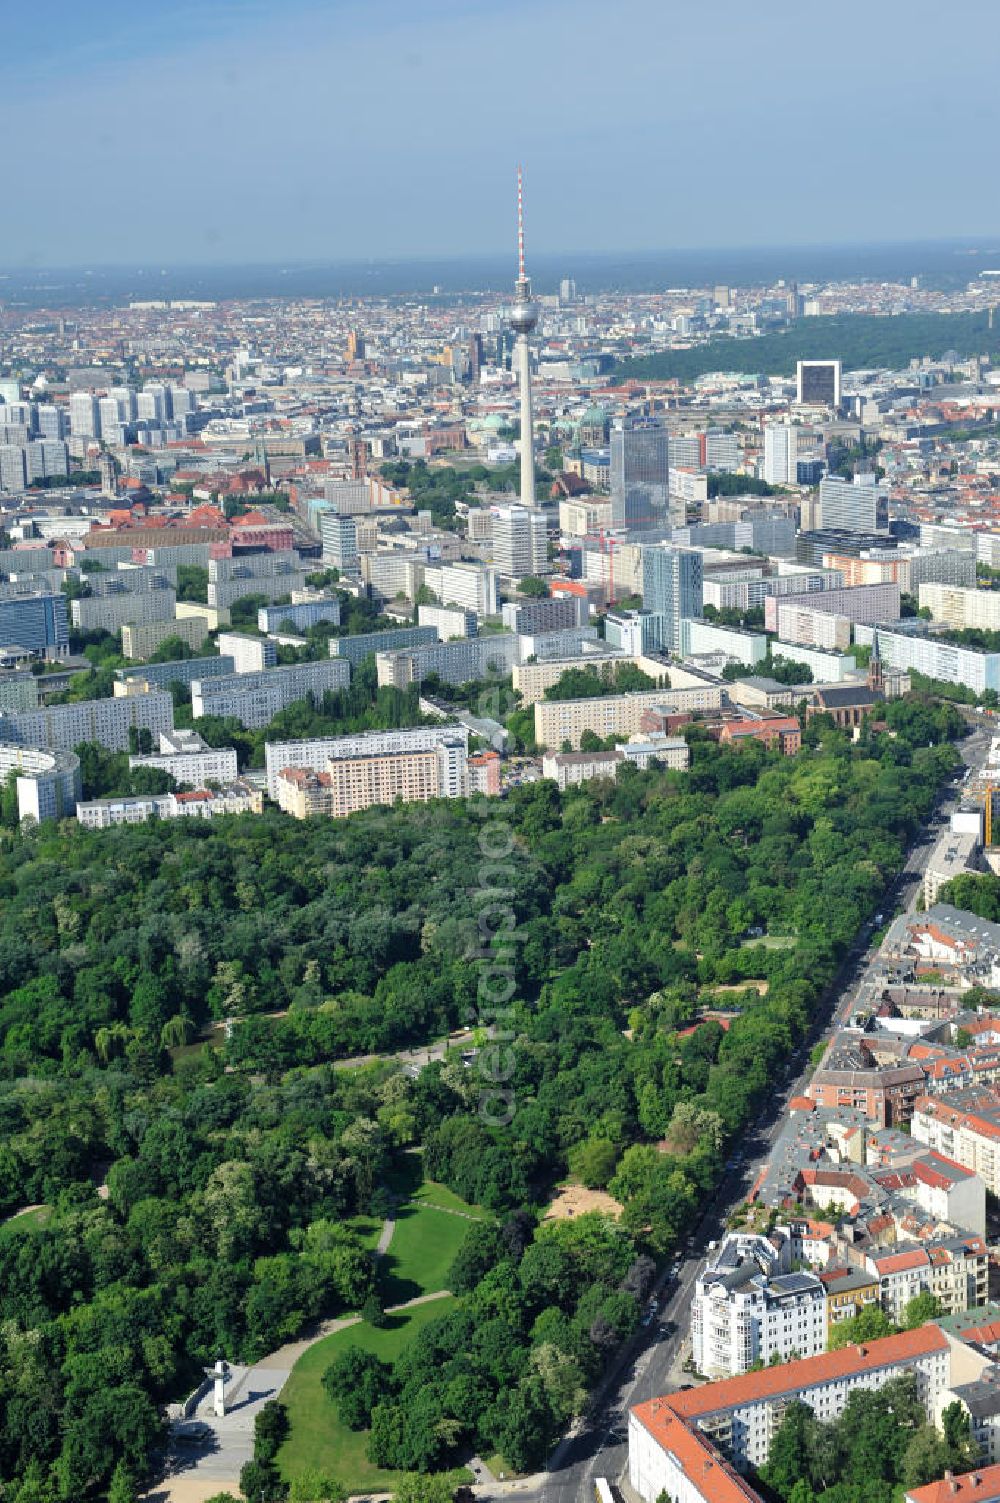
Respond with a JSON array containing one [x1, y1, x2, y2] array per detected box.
[[868, 629, 884, 694]]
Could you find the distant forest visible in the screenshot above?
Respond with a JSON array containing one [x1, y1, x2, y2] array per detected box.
[[615, 311, 1000, 383]]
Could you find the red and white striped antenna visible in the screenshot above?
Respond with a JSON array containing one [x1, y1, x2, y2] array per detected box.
[[517, 165, 526, 280]]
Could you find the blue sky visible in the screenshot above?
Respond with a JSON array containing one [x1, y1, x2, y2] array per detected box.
[[2, 0, 997, 266]]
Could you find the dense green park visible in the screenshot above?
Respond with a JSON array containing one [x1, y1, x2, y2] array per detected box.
[[615, 310, 1000, 383], [0, 691, 968, 1498]]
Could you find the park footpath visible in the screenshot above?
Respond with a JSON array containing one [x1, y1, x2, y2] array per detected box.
[[144, 1203, 450, 1503]]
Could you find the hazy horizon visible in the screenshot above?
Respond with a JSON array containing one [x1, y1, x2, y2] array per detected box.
[[2, 0, 998, 268]]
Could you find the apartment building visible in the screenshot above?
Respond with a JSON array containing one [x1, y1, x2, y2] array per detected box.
[[558, 497, 612, 536], [72, 585, 177, 635], [0, 672, 38, 712], [808, 1036, 927, 1127], [681, 619, 768, 663], [467, 749, 501, 795], [0, 690, 173, 753], [207, 551, 307, 609], [363, 551, 426, 601], [691, 1234, 826, 1378], [534, 686, 723, 751], [764, 581, 901, 633], [501, 596, 586, 634], [776, 602, 853, 652], [863, 1237, 988, 1321], [216, 632, 278, 673], [330, 626, 437, 668], [853, 625, 1000, 696], [630, 1324, 950, 1488], [825, 549, 976, 593], [77, 783, 262, 828], [913, 1096, 1000, 1198], [121, 615, 209, 660], [263, 725, 469, 800], [702, 568, 842, 613], [512, 652, 632, 704], [492, 505, 547, 578], [128, 729, 239, 789], [919, 584, 1000, 633], [542, 749, 623, 789], [273, 731, 469, 818], [417, 603, 478, 640], [423, 560, 501, 616], [116, 655, 235, 692], [376, 634, 519, 689], [924, 830, 981, 907], [191, 659, 350, 729], [0, 744, 81, 822], [257, 597, 341, 634]]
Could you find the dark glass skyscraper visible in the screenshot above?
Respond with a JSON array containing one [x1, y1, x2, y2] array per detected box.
[[611, 418, 669, 529], [641, 545, 703, 654]]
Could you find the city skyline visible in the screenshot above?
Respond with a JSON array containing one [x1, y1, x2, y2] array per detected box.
[[3, 0, 998, 267]]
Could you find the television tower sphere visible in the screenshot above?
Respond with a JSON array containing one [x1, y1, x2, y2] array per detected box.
[[510, 294, 538, 334]]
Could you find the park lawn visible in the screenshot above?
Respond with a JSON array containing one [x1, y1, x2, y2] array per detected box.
[[411, 1178, 491, 1220], [379, 1199, 475, 1306], [344, 1214, 383, 1253], [740, 932, 796, 949], [0, 1204, 52, 1241], [276, 1295, 468, 1494]]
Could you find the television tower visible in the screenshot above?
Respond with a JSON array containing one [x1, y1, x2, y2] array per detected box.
[[510, 166, 538, 508]]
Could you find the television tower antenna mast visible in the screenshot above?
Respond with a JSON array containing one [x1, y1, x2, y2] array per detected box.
[[510, 165, 538, 508]]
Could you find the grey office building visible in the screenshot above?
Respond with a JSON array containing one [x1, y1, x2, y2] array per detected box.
[[641, 545, 703, 653], [611, 419, 670, 529]]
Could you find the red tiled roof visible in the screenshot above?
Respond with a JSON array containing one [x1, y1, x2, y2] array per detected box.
[[629, 1404, 763, 1503], [664, 1325, 948, 1418], [905, 1464, 1000, 1503]]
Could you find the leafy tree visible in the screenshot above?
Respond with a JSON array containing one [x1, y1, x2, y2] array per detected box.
[[902, 1291, 942, 1329], [321, 1348, 393, 1430]]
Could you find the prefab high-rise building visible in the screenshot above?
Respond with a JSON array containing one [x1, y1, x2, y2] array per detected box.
[[611, 418, 670, 529], [762, 423, 799, 485], [492, 505, 547, 579], [641, 544, 703, 654], [69, 393, 100, 439], [818, 475, 888, 534]]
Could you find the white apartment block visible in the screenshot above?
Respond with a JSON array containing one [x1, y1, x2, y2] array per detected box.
[[417, 603, 477, 640], [692, 1235, 826, 1378], [558, 498, 612, 537], [376, 634, 518, 689], [77, 784, 262, 828], [207, 551, 307, 609], [513, 653, 632, 704], [276, 733, 469, 819], [863, 1237, 988, 1322], [72, 586, 177, 634], [423, 561, 500, 616], [764, 581, 901, 633], [191, 659, 350, 729], [853, 624, 1000, 696], [268, 725, 468, 806], [919, 583, 1000, 632], [492, 506, 548, 578], [775, 602, 853, 652], [216, 632, 278, 672], [363, 552, 426, 600], [542, 749, 622, 789], [0, 744, 81, 822], [702, 569, 843, 613], [0, 691, 173, 753], [535, 687, 723, 751], [128, 729, 239, 789], [121, 615, 209, 660]]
